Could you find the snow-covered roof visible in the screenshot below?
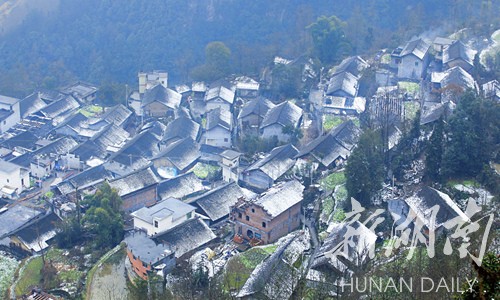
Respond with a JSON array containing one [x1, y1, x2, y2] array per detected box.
[[254, 180, 304, 217]]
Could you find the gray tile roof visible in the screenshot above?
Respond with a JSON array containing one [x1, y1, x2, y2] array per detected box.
[[261, 101, 302, 129], [238, 97, 275, 120], [220, 149, 241, 160], [326, 72, 358, 97], [108, 166, 160, 197], [11, 212, 60, 253], [443, 40, 475, 67], [399, 38, 430, 60], [0, 205, 44, 239], [132, 197, 195, 223], [109, 130, 160, 167], [254, 180, 304, 217], [60, 82, 98, 99], [124, 230, 173, 264], [154, 217, 216, 258], [332, 56, 369, 78], [100, 104, 132, 127], [163, 116, 200, 143], [157, 172, 206, 201], [10, 136, 78, 168], [154, 138, 200, 171], [206, 107, 232, 131], [205, 85, 235, 104], [142, 84, 182, 109], [246, 144, 298, 181], [420, 103, 446, 125], [440, 66, 476, 90], [37, 95, 80, 119], [56, 165, 113, 194], [297, 120, 361, 167], [192, 182, 246, 222], [19, 92, 48, 119], [1, 131, 38, 150]]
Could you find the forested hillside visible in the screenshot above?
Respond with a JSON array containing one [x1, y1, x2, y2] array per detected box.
[[0, 0, 496, 96]]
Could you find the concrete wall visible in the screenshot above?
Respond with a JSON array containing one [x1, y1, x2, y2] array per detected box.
[[205, 126, 231, 148], [262, 124, 289, 143]]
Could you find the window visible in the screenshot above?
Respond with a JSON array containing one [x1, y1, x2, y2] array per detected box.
[[154, 220, 159, 228], [247, 230, 254, 238], [238, 212, 242, 218], [238, 226, 242, 234], [3, 121, 5, 125], [224, 138, 229, 142], [255, 233, 262, 239], [246, 215, 250, 221], [6, 179, 9, 183], [251, 208, 255, 213], [187, 212, 192, 219], [262, 222, 266, 228], [415, 61, 419, 66]]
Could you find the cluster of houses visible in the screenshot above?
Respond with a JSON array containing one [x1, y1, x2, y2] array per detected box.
[[0, 32, 497, 297]]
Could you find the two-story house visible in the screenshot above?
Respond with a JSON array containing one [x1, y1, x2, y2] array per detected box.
[[395, 38, 431, 80], [260, 101, 302, 143], [203, 107, 233, 148], [131, 197, 196, 236], [230, 180, 304, 245], [141, 84, 182, 118], [238, 97, 275, 136], [205, 85, 235, 112], [0, 95, 21, 134], [0, 160, 29, 198]]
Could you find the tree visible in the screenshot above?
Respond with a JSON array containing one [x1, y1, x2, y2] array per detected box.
[[424, 117, 444, 182], [307, 15, 351, 65], [345, 130, 384, 206], [191, 41, 232, 82]]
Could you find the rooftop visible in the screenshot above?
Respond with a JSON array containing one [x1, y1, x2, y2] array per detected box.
[[261, 101, 302, 129], [108, 166, 160, 197], [237, 96, 275, 120], [192, 182, 247, 222], [132, 197, 195, 223], [157, 172, 206, 201], [124, 230, 173, 264], [206, 107, 232, 131], [205, 85, 235, 104], [246, 144, 298, 181], [326, 72, 358, 97], [253, 180, 304, 217], [399, 38, 430, 60], [142, 84, 182, 109]]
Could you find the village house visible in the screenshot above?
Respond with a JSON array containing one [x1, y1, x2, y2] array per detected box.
[[60, 82, 98, 104], [0, 204, 44, 241], [237, 96, 275, 136], [203, 107, 233, 148], [431, 66, 477, 102], [54, 164, 114, 200], [138, 70, 168, 94], [394, 38, 431, 80], [141, 84, 182, 118], [190, 181, 248, 224], [152, 137, 200, 178], [35, 95, 80, 125], [442, 40, 475, 73], [153, 217, 216, 258], [233, 76, 260, 100], [311, 220, 377, 275], [240, 144, 298, 192], [326, 72, 359, 98], [0, 94, 21, 134], [108, 166, 160, 212], [483, 79, 500, 101], [124, 229, 176, 281], [0, 160, 29, 198], [19, 92, 49, 119], [296, 120, 361, 170], [219, 149, 241, 182], [131, 197, 196, 236], [205, 85, 235, 112], [157, 172, 207, 202], [322, 96, 366, 116], [331, 56, 369, 79], [230, 180, 304, 245], [388, 186, 469, 236], [162, 116, 200, 145], [260, 101, 302, 143], [9, 212, 61, 255]]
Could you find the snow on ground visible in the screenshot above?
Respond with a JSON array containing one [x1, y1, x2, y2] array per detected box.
[[0, 252, 19, 297]]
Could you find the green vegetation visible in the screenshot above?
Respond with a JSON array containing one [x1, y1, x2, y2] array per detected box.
[[332, 208, 346, 222], [79, 105, 103, 117], [192, 163, 221, 181], [224, 247, 273, 291], [191, 41, 232, 82], [322, 196, 335, 218], [320, 171, 345, 191], [0, 255, 18, 298], [322, 115, 343, 132], [345, 130, 384, 206], [308, 15, 351, 64], [403, 101, 420, 120], [44, 191, 54, 199], [381, 53, 391, 64], [398, 81, 419, 94], [15, 256, 44, 296]]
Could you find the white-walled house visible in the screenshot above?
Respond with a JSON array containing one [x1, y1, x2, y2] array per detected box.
[[0, 160, 29, 198], [131, 197, 196, 236], [219, 149, 241, 182], [0, 95, 21, 134], [396, 39, 431, 80], [205, 85, 235, 112], [204, 107, 233, 148], [261, 101, 302, 143]]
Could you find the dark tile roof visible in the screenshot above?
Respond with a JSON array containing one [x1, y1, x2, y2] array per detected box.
[[399, 38, 430, 60], [124, 230, 173, 264], [326, 72, 358, 97], [19, 92, 48, 119], [253, 180, 304, 217], [109, 130, 160, 167], [60, 81, 98, 99], [220, 149, 241, 160], [297, 120, 361, 167], [142, 84, 182, 109], [205, 85, 235, 104], [191, 182, 245, 221], [261, 101, 302, 129], [246, 144, 298, 180], [206, 107, 232, 131], [0, 204, 44, 239], [100, 104, 132, 127], [154, 138, 200, 171], [56, 165, 113, 194], [332, 56, 369, 78], [37, 95, 80, 119], [154, 217, 216, 258], [163, 116, 200, 144], [440, 66, 476, 90], [139, 120, 166, 139], [443, 40, 475, 67], [157, 172, 206, 201], [11, 212, 61, 252], [108, 166, 160, 197], [10, 136, 78, 167], [1, 130, 38, 150], [420, 103, 447, 125], [238, 97, 275, 120]]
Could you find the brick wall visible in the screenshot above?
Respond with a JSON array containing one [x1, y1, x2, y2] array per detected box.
[[122, 185, 157, 212]]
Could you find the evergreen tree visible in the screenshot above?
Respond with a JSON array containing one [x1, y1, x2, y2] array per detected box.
[[345, 130, 384, 207], [307, 15, 351, 65], [424, 117, 444, 182]]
